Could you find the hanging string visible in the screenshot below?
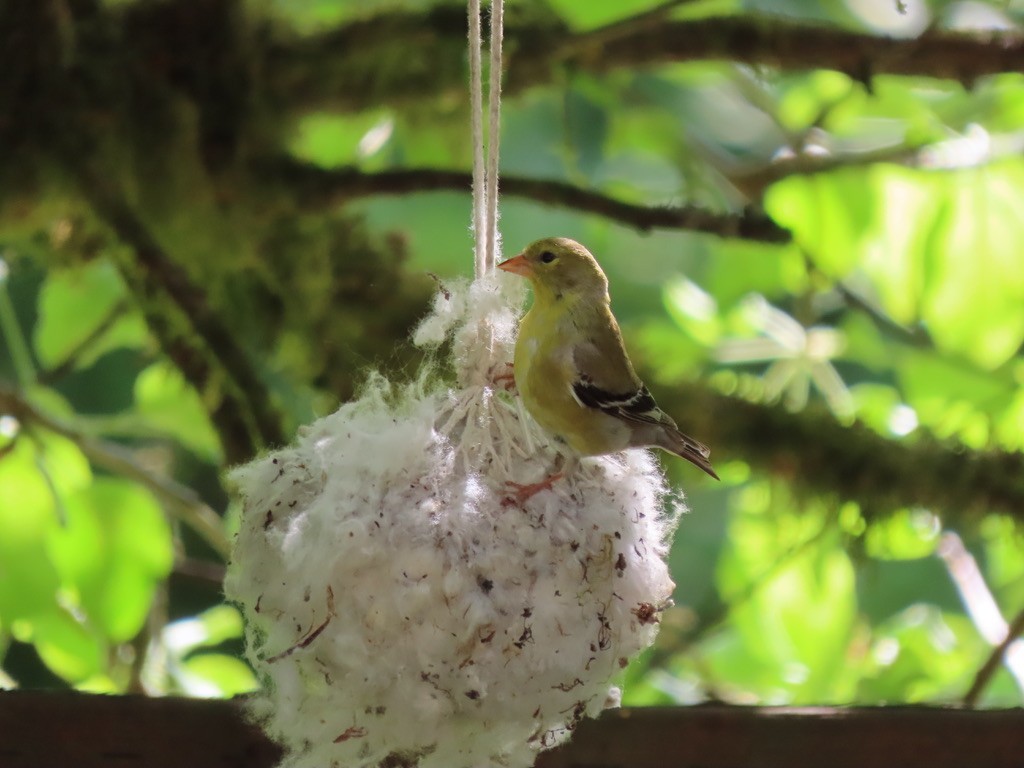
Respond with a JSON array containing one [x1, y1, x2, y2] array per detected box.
[[468, 0, 487, 279], [484, 0, 504, 272], [468, 0, 504, 278]]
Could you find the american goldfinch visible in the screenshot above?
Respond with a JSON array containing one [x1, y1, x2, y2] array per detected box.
[[498, 237, 719, 480]]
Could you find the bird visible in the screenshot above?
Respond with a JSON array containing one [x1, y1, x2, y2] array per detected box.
[[497, 237, 719, 488]]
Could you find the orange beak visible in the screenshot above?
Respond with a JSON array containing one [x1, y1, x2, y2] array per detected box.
[[497, 253, 532, 277]]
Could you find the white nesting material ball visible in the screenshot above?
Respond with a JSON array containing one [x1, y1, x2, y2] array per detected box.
[[226, 277, 683, 768]]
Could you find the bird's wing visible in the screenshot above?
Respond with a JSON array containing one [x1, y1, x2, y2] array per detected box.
[[568, 307, 669, 428]]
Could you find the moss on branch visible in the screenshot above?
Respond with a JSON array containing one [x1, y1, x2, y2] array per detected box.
[[654, 381, 1024, 527]]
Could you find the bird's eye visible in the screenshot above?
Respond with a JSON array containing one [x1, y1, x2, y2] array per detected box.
[[539, 251, 556, 264]]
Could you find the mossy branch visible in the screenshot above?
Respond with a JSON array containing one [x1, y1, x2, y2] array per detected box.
[[267, 10, 1024, 114], [72, 170, 285, 462], [654, 380, 1024, 526], [262, 159, 790, 243]]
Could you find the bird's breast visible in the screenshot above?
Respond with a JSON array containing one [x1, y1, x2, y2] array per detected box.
[[514, 307, 630, 456]]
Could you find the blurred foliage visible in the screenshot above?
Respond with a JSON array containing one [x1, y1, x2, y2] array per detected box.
[[1, 0, 1023, 708]]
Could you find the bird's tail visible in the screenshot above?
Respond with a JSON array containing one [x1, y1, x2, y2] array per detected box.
[[657, 427, 719, 480]]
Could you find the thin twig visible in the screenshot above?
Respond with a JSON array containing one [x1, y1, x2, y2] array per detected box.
[[38, 298, 134, 384], [173, 557, 228, 588], [0, 386, 231, 560], [835, 281, 931, 347], [964, 606, 1024, 707], [938, 531, 1024, 705], [265, 160, 792, 243]]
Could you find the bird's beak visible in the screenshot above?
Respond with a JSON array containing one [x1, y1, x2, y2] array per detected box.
[[497, 253, 532, 277]]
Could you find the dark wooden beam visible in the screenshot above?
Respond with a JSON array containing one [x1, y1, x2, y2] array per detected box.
[[1, 691, 1022, 768]]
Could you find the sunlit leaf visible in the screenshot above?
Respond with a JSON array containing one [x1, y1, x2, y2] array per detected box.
[[772, 161, 1024, 370], [133, 362, 222, 460], [178, 653, 258, 698], [289, 112, 393, 168], [75, 672, 121, 694], [865, 509, 941, 561], [0, 433, 89, 621], [711, 485, 858, 702], [48, 479, 173, 642], [33, 260, 147, 371], [764, 169, 873, 275], [981, 516, 1024, 611], [849, 383, 904, 435], [776, 70, 854, 132], [977, 74, 1024, 132], [994, 387, 1024, 451], [544, 0, 677, 29], [918, 163, 1024, 368], [858, 606, 985, 702], [164, 605, 245, 657], [31, 607, 106, 683], [861, 165, 941, 325], [897, 348, 1014, 445]]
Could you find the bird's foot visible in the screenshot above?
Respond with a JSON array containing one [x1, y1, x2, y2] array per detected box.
[[489, 362, 516, 392], [501, 473, 564, 507]]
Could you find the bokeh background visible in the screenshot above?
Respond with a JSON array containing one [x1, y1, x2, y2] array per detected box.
[[1, 0, 1023, 708]]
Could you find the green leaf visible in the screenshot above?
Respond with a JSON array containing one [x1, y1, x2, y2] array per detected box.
[[897, 349, 1013, 445], [289, 112, 393, 168], [824, 76, 954, 144], [0, 432, 90, 621], [33, 260, 147, 371], [764, 169, 874, 276], [31, 607, 106, 683], [545, 0, 677, 29], [776, 70, 854, 133], [703, 240, 808, 309], [164, 605, 245, 657], [48, 478, 173, 642], [978, 74, 1024, 132], [864, 509, 941, 561], [712, 485, 858, 702], [859, 165, 941, 325], [75, 672, 121, 694], [981, 516, 1024, 611], [858, 606, 985, 703], [840, 315, 897, 375], [178, 653, 258, 698], [994, 388, 1024, 451], [767, 161, 1024, 370], [133, 362, 222, 461], [918, 162, 1024, 368]]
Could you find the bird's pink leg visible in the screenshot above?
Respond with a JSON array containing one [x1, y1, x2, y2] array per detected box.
[[502, 472, 564, 506], [490, 362, 516, 391]]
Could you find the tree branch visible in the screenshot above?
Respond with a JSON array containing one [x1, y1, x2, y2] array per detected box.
[[267, 11, 1024, 114], [652, 381, 1024, 526], [264, 160, 791, 243], [574, 18, 1024, 87], [69, 169, 285, 461]]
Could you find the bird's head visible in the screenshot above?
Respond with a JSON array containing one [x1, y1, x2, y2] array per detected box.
[[497, 238, 609, 302]]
